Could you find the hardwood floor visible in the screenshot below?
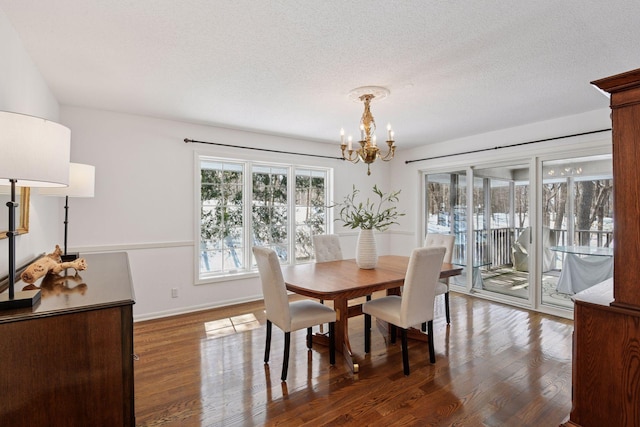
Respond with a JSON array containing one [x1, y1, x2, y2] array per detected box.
[[133, 293, 573, 426]]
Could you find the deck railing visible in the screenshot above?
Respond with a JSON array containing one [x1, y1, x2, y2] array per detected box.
[[452, 227, 613, 269]]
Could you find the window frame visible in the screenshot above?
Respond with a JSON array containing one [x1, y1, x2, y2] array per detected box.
[[195, 154, 332, 284]]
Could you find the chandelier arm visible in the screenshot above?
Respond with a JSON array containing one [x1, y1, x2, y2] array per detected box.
[[378, 144, 396, 161], [341, 145, 361, 164]]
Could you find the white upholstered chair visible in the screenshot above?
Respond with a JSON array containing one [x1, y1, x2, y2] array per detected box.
[[511, 227, 558, 272], [312, 234, 344, 333], [252, 246, 336, 382], [424, 233, 455, 324], [312, 234, 343, 262], [363, 247, 446, 375]]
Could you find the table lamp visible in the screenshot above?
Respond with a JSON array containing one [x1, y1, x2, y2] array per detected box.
[[40, 163, 95, 261], [0, 111, 70, 310]]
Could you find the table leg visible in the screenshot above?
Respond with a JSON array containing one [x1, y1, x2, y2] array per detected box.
[[333, 297, 359, 373], [310, 297, 375, 374]]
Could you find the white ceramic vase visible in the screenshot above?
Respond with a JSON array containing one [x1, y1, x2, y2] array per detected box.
[[356, 229, 378, 269]]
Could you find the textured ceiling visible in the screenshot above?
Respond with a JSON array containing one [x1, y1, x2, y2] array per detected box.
[[1, 1, 638, 149]]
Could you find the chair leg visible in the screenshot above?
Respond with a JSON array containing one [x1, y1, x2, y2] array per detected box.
[[390, 324, 397, 343], [401, 328, 410, 376], [264, 320, 272, 363], [421, 322, 427, 332], [281, 332, 291, 382], [364, 295, 372, 352], [444, 291, 451, 324], [364, 313, 371, 353], [329, 322, 336, 365], [427, 320, 435, 363], [307, 327, 313, 349]]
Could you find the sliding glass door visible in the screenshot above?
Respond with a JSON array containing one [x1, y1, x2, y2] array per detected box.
[[540, 155, 613, 308], [424, 171, 468, 285], [472, 163, 531, 301], [424, 153, 612, 315]]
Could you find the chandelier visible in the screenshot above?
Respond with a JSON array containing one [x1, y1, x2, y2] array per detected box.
[[340, 86, 396, 175]]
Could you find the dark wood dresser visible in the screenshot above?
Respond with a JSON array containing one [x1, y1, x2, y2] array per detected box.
[[0, 252, 135, 427], [562, 69, 640, 426]]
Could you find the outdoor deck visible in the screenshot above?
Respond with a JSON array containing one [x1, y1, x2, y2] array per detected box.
[[471, 267, 573, 309]]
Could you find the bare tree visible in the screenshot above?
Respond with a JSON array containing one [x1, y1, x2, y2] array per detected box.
[[589, 180, 613, 246], [576, 181, 595, 245], [554, 184, 566, 231], [515, 186, 528, 228]]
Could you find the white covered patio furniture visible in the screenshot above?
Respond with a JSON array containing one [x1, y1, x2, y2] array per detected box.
[[512, 227, 558, 272]]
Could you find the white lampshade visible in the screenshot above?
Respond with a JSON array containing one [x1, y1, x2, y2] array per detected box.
[[40, 163, 95, 197], [1, 111, 71, 309], [0, 111, 70, 187]]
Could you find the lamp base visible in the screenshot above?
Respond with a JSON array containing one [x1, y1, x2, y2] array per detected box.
[[0, 289, 41, 310], [61, 252, 79, 262]]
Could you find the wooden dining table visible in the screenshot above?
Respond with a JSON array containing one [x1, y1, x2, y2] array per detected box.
[[281, 255, 462, 373]]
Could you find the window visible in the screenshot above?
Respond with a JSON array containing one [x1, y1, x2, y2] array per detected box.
[[295, 169, 328, 262], [199, 156, 330, 280], [200, 160, 245, 274], [252, 165, 289, 261]]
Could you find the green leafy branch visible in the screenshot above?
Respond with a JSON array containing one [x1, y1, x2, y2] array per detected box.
[[335, 185, 405, 232]]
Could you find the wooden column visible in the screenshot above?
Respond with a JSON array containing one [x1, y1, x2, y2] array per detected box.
[[562, 68, 640, 427], [592, 68, 640, 310]]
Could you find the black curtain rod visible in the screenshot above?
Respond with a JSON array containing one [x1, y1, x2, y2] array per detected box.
[[184, 138, 344, 161], [404, 128, 612, 164]]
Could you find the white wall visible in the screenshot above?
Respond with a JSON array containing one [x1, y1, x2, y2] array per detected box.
[[0, 8, 63, 275], [60, 106, 390, 320]]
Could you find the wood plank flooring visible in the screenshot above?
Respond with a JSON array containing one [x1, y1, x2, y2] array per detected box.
[[133, 293, 573, 426]]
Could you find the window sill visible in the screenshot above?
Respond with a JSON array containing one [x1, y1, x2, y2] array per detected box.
[[196, 270, 259, 285]]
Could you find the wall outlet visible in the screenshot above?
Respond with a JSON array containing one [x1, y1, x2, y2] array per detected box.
[[171, 288, 178, 298]]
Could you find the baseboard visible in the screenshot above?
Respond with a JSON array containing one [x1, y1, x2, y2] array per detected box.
[[133, 294, 263, 322]]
